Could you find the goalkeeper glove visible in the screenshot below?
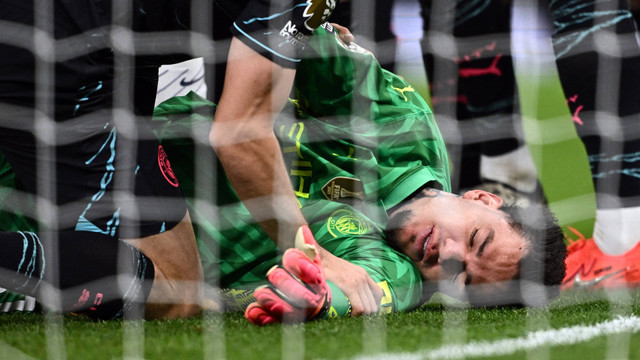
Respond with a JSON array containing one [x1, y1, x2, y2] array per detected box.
[[245, 225, 331, 325]]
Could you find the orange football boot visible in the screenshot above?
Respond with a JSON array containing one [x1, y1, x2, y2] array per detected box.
[[562, 227, 640, 289]]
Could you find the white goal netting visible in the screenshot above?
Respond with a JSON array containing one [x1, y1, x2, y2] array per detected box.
[[0, 0, 639, 358]]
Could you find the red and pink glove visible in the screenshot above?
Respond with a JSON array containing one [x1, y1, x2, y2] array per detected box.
[[245, 225, 331, 325]]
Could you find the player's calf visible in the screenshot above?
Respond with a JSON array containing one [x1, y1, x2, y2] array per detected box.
[[124, 211, 205, 319]]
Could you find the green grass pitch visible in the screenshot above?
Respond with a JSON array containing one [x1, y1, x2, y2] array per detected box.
[[2, 289, 640, 360]]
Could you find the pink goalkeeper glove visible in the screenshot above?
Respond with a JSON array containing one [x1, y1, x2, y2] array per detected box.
[[245, 225, 331, 325]]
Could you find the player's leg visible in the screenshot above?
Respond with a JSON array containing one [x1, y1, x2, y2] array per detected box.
[[0, 229, 156, 319], [548, 0, 640, 248], [0, 132, 205, 319], [418, 0, 537, 195], [0, 0, 206, 317], [0, 125, 206, 318], [547, 0, 640, 287], [0, 102, 207, 319], [123, 211, 206, 319], [116, 123, 206, 319]]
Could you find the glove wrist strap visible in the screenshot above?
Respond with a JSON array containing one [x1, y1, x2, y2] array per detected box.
[[321, 281, 352, 318]]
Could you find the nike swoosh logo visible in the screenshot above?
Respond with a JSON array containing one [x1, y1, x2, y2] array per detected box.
[[180, 76, 204, 87], [573, 268, 627, 288]]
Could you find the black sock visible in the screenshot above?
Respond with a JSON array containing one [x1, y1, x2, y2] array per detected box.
[[0, 230, 155, 319]]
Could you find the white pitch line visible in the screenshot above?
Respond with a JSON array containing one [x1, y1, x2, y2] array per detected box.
[[350, 315, 640, 360]]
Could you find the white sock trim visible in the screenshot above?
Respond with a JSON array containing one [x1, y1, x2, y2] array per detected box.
[[593, 206, 640, 255]]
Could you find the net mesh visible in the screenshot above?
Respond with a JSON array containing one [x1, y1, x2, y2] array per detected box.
[[0, 0, 639, 358]]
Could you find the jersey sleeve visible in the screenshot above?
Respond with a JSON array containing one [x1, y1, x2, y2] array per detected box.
[[302, 200, 424, 315], [230, 0, 338, 68]]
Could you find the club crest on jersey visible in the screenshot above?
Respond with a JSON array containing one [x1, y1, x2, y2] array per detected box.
[[327, 209, 370, 237], [302, 0, 336, 31]]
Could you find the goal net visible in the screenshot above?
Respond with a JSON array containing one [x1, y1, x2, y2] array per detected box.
[[0, 0, 639, 358]]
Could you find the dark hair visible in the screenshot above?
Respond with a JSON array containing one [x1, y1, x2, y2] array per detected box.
[[467, 203, 567, 307]]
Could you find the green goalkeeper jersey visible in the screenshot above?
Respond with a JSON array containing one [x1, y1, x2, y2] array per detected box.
[[152, 24, 450, 316]]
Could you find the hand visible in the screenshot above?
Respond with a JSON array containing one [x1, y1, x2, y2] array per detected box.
[[330, 23, 355, 44], [319, 248, 383, 316], [245, 226, 331, 325]]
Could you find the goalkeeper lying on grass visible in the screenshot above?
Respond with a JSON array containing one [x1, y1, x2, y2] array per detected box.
[[0, 24, 566, 322], [150, 24, 567, 324]]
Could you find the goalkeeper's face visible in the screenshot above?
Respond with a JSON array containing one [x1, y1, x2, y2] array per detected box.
[[386, 188, 529, 294]]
